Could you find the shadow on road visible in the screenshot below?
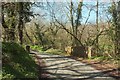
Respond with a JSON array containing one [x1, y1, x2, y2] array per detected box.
[[35, 54, 118, 80]]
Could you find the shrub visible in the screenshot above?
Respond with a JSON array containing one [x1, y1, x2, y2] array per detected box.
[[31, 45, 43, 52]]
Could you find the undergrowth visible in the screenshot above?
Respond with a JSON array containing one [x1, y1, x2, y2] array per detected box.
[[2, 42, 38, 79]]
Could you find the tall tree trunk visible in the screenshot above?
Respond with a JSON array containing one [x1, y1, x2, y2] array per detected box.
[[1, 3, 15, 42], [2, 3, 8, 42], [18, 2, 24, 45], [117, 2, 120, 55], [116, 1, 120, 70], [112, 2, 118, 55], [75, 2, 82, 46], [9, 10, 16, 42], [70, 1, 83, 47], [70, 1, 75, 46], [96, 0, 99, 54], [18, 19, 23, 45]]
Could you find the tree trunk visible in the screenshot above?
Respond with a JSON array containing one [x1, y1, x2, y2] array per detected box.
[[70, 1, 83, 47], [117, 2, 120, 55], [96, 0, 99, 54], [88, 46, 92, 59], [18, 2, 24, 45], [70, 1, 75, 46], [117, 1, 120, 69], [1, 3, 15, 42]]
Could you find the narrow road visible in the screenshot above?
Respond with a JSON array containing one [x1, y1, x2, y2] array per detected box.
[[35, 52, 116, 80]]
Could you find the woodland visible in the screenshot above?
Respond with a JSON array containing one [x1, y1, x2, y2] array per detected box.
[[1, 0, 120, 79]]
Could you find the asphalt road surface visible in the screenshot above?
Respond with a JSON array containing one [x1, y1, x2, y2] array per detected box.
[[35, 52, 116, 80]]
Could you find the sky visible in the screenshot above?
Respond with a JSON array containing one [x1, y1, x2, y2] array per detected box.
[[32, 1, 112, 24], [1, 0, 119, 2], [81, 2, 111, 24]]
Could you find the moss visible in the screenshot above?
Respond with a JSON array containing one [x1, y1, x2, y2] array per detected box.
[[2, 42, 38, 79]]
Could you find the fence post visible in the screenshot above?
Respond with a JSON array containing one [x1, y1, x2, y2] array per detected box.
[[26, 45, 30, 53]]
